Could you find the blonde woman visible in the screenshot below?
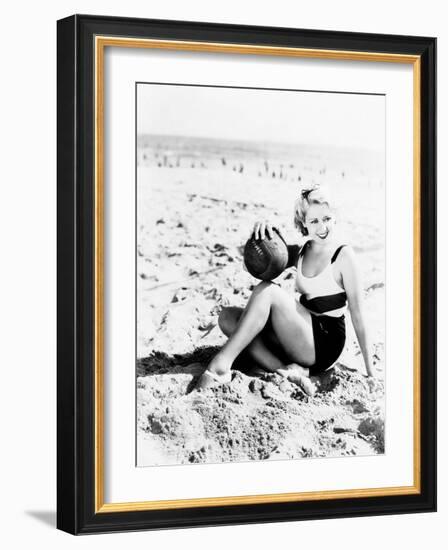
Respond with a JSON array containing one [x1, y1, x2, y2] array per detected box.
[[196, 185, 376, 394]]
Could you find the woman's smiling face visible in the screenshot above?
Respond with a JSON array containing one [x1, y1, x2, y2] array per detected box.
[[304, 203, 336, 243]]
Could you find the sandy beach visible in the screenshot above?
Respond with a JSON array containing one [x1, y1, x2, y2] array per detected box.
[[136, 135, 385, 466]]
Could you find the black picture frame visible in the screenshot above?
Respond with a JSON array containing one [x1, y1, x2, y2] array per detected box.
[[57, 14, 436, 535]]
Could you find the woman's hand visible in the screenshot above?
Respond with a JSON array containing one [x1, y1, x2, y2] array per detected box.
[[365, 362, 377, 379], [365, 374, 381, 393], [252, 221, 284, 241]]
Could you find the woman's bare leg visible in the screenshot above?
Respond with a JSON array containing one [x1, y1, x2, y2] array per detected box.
[[219, 307, 285, 372], [206, 282, 315, 377], [217, 304, 317, 396]]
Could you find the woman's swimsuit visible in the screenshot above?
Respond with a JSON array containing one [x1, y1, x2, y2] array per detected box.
[[295, 241, 347, 374]]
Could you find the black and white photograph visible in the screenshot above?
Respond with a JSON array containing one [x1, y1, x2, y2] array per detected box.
[[0, 0, 441, 542], [136, 83, 386, 466]]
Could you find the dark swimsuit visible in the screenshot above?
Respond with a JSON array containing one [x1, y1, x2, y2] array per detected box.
[[309, 313, 346, 374], [296, 242, 347, 374]]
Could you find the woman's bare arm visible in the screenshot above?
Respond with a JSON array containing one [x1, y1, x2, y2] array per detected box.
[[339, 247, 376, 377]]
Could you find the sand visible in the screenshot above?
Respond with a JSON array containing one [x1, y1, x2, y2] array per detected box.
[[136, 135, 385, 466]]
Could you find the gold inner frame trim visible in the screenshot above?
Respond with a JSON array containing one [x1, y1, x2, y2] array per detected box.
[[94, 35, 421, 514]]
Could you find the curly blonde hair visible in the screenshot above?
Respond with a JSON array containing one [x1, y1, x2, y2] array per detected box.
[[294, 185, 333, 236]]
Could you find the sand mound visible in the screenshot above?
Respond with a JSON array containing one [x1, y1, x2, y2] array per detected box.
[[137, 349, 384, 465]]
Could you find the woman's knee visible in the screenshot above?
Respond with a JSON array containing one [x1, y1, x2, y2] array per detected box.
[[252, 280, 277, 298], [253, 281, 286, 303], [218, 307, 242, 336], [255, 280, 273, 290]]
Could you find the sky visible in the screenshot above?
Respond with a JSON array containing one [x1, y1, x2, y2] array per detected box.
[[137, 83, 385, 152]]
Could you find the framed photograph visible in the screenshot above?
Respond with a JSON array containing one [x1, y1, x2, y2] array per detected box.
[[57, 14, 436, 534]]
